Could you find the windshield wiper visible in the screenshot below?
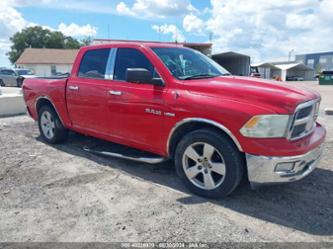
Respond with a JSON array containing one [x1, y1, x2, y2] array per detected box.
[[181, 74, 219, 80]]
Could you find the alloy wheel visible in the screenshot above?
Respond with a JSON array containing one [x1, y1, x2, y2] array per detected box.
[[182, 142, 226, 190], [40, 111, 56, 139]]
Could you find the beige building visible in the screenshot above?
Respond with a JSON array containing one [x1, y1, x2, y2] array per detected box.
[[16, 48, 78, 77]]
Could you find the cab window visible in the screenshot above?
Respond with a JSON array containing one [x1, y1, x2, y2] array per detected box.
[[114, 48, 159, 82], [78, 49, 110, 79]]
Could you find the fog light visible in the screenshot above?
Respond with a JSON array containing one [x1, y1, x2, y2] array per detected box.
[[275, 162, 295, 172]]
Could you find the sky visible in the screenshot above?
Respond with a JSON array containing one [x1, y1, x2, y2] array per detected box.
[[0, 0, 333, 67]]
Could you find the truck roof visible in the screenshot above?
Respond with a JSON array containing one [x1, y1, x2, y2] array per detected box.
[[93, 39, 211, 47], [86, 39, 213, 55], [87, 41, 188, 50]]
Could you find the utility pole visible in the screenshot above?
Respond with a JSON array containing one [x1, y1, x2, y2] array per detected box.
[[288, 49, 294, 62]]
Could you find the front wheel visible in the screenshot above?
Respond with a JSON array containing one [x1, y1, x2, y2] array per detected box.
[[0, 79, 5, 87], [175, 129, 244, 198], [38, 105, 68, 144]]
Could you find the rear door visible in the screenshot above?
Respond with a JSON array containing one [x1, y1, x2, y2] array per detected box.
[[66, 48, 113, 135]]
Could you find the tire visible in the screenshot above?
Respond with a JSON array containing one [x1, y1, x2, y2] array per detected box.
[[174, 129, 244, 198], [17, 79, 22, 88], [0, 79, 5, 87], [38, 105, 68, 144]]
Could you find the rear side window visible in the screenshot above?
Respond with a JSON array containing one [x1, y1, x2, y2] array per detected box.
[[78, 48, 110, 79], [114, 48, 155, 81]]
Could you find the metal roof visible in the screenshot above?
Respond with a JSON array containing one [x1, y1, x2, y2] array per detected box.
[[212, 51, 250, 59], [251, 62, 279, 69], [274, 63, 313, 71], [296, 51, 333, 57], [253, 62, 313, 71]]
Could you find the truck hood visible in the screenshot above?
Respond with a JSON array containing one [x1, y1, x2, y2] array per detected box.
[[182, 76, 320, 114]]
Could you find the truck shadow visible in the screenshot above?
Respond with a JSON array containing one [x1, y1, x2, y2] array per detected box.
[[38, 131, 333, 237]]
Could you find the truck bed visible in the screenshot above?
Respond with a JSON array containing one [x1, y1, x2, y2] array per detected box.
[[22, 76, 70, 125]]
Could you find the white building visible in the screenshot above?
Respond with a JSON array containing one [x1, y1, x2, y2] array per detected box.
[[16, 48, 78, 77], [252, 62, 315, 81]]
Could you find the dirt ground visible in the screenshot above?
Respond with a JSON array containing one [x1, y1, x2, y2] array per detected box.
[[0, 81, 332, 242]]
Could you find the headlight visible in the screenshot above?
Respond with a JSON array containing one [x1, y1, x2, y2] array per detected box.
[[240, 115, 290, 138]]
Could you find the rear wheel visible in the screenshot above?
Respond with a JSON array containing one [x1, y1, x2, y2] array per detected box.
[[38, 105, 68, 144], [0, 79, 5, 87], [174, 129, 244, 198]]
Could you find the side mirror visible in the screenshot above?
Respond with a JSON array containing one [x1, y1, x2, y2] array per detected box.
[[126, 68, 152, 84], [151, 78, 164, 86]]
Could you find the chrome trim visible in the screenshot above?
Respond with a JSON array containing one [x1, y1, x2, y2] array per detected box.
[[167, 118, 243, 155], [246, 143, 324, 188], [35, 96, 65, 125], [105, 48, 117, 80], [68, 85, 79, 91], [108, 90, 122, 96], [83, 147, 166, 164], [287, 98, 320, 141], [294, 116, 312, 125]]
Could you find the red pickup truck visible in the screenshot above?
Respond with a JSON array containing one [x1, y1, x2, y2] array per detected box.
[[23, 42, 326, 198]]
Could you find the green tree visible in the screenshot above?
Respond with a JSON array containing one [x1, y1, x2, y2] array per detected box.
[[64, 37, 82, 49], [80, 37, 92, 46], [7, 26, 83, 64]]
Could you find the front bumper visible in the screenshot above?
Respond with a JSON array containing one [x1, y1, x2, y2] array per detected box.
[[246, 143, 324, 188]]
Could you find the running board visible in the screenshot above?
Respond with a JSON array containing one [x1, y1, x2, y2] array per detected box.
[[83, 147, 167, 164]]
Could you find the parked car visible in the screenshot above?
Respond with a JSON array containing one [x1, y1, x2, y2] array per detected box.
[[0, 68, 22, 87], [286, 76, 304, 81], [22, 42, 326, 198], [14, 68, 36, 79], [250, 66, 261, 78]]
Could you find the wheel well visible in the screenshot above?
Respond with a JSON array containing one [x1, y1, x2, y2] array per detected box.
[[168, 121, 242, 159], [36, 98, 56, 115]]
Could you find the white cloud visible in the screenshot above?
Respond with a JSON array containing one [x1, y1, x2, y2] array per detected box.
[[0, 3, 28, 38], [0, 1, 98, 66], [148, 0, 332, 62], [152, 24, 185, 42], [116, 2, 136, 16], [203, 0, 333, 62], [116, 0, 196, 19], [58, 23, 97, 37], [0, 2, 30, 66], [183, 13, 205, 33]]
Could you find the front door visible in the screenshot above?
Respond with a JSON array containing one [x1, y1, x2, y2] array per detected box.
[[106, 47, 168, 151]]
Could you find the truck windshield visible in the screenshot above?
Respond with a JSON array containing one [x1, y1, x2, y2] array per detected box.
[[151, 47, 230, 80]]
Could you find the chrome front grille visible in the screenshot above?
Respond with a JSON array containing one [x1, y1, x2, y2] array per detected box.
[[288, 99, 320, 140]]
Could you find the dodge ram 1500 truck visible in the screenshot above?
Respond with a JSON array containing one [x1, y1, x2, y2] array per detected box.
[[22, 42, 326, 198]]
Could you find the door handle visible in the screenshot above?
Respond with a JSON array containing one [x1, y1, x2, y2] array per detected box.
[[68, 85, 79, 91], [108, 90, 122, 96]]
